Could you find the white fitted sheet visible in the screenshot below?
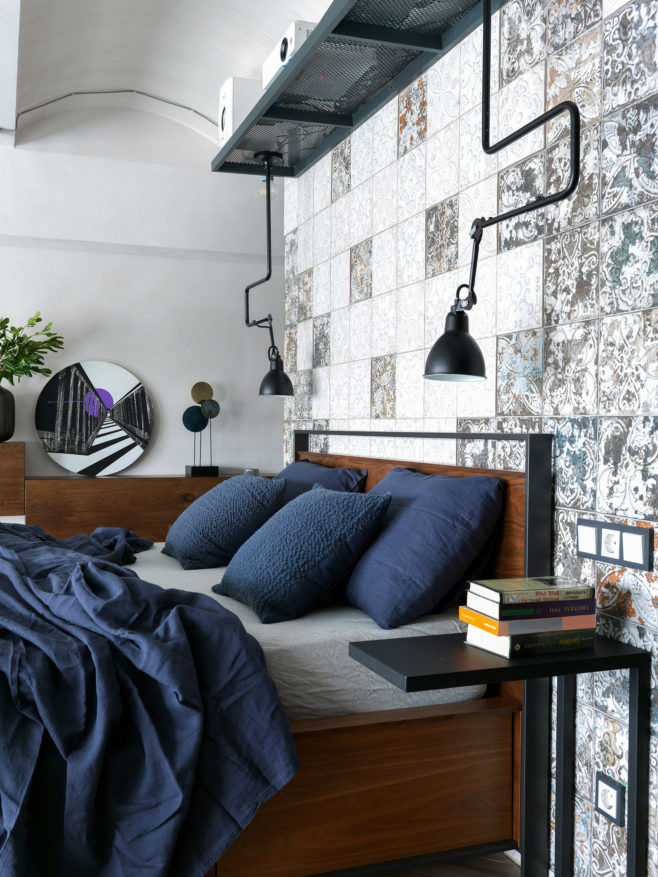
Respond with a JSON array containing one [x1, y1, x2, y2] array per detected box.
[[133, 545, 486, 720]]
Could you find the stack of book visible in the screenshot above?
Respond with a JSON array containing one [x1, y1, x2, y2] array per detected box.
[[459, 575, 596, 658]]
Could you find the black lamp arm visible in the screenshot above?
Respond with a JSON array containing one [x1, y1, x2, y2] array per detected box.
[[452, 0, 581, 315], [244, 151, 284, 359], [452, 222, 483, 313], [244, 158, 273, 328], [481, 0, 580, 221]]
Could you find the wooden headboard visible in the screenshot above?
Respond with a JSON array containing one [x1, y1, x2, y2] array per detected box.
[[21, 430, 553, 577], [297, 451, 525, 578], [295, 429, 553, 579]]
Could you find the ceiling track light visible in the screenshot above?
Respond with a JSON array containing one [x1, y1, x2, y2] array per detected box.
[[245, 150, 294, 397], [425, 0, 581, 382]]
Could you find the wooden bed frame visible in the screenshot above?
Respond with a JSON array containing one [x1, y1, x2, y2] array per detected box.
[[23, 428, 553, 877], [214, 430, 553, 877]]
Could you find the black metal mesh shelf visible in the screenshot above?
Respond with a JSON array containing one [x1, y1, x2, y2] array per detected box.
[[212, 0, 495, 177], [276, 37, 422, 116], [344, 0, 479, 34]]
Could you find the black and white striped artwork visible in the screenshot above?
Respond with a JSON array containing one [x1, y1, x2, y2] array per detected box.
[[35, 360, 153, 476]]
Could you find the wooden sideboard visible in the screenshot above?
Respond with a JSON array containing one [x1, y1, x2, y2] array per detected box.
[[0, 442, 268, 538], [25, 476, 228, 540], [0, 442, 25, 515]]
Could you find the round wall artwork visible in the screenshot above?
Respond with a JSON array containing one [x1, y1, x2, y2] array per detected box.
[[35, 360, 153, 476]]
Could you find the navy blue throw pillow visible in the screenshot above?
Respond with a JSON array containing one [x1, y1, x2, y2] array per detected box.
[[214, 486, 391, 623], [276, 460, 367, 504], [346, 467, 504, 628], [162, 473, 286, 569]]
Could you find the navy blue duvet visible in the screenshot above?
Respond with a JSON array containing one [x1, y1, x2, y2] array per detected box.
[[0, 524, 297, 877]]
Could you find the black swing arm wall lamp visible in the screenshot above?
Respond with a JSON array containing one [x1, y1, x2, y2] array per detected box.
[[245, 150, 294, 397], [424, 0, 581, 382]]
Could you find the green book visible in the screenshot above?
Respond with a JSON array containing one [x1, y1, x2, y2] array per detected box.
[[466, 624, 596, 659], [469, 575, 594, 605]]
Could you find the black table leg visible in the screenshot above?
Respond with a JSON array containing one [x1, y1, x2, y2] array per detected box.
[[627, 657, 651, 877], [555, 675, 575, 877], [520, 676, 551, 877]]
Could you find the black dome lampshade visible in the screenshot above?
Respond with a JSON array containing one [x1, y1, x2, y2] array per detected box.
[[423, 228, 488, 382], [424, 309, 486, 382], [259, 351, 294, 397]]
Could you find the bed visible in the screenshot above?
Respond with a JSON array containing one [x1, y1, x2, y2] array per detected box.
[[23, 428, 553, 877], [132, 547, 487, 720]]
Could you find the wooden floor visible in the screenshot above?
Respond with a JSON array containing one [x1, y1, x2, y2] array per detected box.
[[383, 852, 520, 876]]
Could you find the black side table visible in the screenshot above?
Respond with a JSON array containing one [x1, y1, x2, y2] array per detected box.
[[349, 633, 651, 877]]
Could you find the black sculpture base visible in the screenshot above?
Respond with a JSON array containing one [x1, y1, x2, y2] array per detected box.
[[186, 465, 219, 477]]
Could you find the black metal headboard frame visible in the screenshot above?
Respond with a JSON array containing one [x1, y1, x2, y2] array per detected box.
[[293, 429, 553, 578]]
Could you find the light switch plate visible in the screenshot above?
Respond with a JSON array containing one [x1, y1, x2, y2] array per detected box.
[[577, 519, 653, 571], [623, 531, 645, 565], [576, 522, 599, 558]]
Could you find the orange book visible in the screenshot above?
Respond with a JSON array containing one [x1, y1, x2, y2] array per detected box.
[[459, 605, 597, 637]]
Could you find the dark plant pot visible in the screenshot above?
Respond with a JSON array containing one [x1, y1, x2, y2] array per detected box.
[[0, 385, 15, 441]]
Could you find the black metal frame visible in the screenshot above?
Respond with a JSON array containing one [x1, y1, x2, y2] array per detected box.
[[628, 663, 651, 876], [555, 674, 576, 875], [294, 428, 553, 576], [297, 426, 551, 877], [212, 0, 507, 177], [349, 634, 652, 877]]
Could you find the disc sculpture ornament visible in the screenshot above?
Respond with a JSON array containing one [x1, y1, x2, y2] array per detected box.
[[35, 360, 152, 476], [183, 382, 220, 476], [191, 382, 213, 404]]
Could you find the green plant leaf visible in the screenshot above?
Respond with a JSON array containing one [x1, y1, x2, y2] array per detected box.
[[0, 313, 64, 385]]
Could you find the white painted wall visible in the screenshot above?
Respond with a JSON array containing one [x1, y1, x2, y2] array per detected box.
[[0, 0, 20, 131], [16, 103, 218, 170], [16, 0, 333, 122], [1, 109, 286, 476]]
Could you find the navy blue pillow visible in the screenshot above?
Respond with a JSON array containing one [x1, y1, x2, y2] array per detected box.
[[214, 486, 391, 623], [162, 473, 286, 570], [346, 467, 504, 628], [276, 460, 367, 504]]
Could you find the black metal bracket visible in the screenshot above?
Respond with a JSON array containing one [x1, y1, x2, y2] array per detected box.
[[454, 0, 581, 313], [244, 150, 283, 362]]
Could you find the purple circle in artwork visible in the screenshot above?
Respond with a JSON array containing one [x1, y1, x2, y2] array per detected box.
[[96, 388, 114, 409], [85, 388, 114, 418]]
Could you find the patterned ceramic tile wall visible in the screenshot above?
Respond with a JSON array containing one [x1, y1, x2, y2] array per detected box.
[[282, 1, 658, 872]]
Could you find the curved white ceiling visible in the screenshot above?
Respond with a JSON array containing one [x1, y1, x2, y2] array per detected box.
[[16, 0, 333, 127]]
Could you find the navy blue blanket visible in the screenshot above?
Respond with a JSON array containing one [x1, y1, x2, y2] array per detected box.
[[0, 523, 297, 877]]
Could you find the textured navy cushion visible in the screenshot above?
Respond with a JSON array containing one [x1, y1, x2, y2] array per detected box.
[[276, 460, 367, 503], [214, 486, 391, 623], [346, 467, 504, 628], [162, 473, 286, 570]]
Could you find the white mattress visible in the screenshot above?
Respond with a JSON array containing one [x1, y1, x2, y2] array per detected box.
[[133, 545, 486, 720]]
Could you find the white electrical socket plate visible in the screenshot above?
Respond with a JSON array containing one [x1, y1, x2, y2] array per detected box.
[[601, 528, 621, 560], [622, 531, 645, 564], [577, 524, 597, 554], [597, 776, 620, 822]]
